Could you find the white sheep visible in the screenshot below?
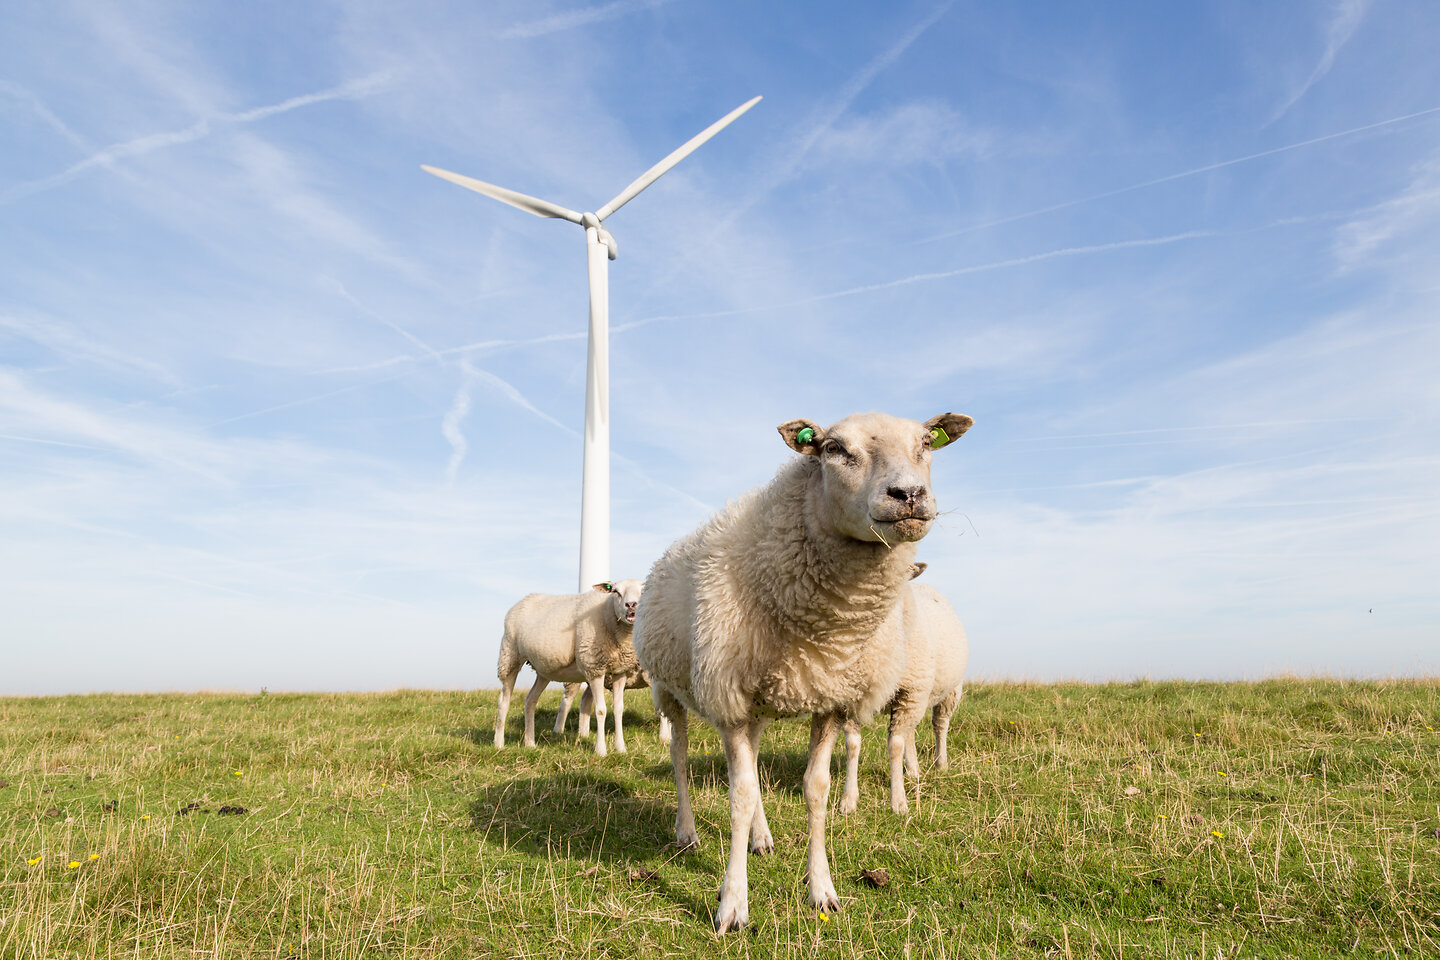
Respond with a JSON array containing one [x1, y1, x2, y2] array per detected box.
[[495, 579, 648, 756], [633, 411, 973, 932], [839, 562, 970, 816]]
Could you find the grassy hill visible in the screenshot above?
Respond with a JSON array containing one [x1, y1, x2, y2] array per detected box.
[[3, 679, 1438, 958]]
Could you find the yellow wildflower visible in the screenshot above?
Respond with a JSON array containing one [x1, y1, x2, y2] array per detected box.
[[140, 814, 150, 821], [233, 770, 243, 777], [1158, 814, 1168, 820], [89, 853, 100, 861], [26, 856, 43, 866], [67, 861, 81, 869], [819, 912, 830, 923], [1218, 771, 1227, 777], [1211, 830, 1224, 839]]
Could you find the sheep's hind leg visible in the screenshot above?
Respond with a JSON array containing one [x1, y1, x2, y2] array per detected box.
[[554, 683, 580, 735], [494, 662, 522, 750], [522, 678, 548, 748], [932, 689, 960, 769], [839, 716, 862, 815], [715, 722, 760, 933], [747, 718, 774, 854], [803, 713, 842, 915], [658, 691, 698, 850]]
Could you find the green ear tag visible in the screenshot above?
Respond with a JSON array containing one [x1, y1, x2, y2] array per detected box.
[[929, 426, 951, 449], [604, 582, 613, 592], [795, 426, 815, 446]]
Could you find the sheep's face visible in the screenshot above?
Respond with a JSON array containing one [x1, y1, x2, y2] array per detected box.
[[778, 412, 973, 544], [593, 578, 644, 625]]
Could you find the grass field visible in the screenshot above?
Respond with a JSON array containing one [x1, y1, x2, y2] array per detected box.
[[2, 679, 1438, 958]]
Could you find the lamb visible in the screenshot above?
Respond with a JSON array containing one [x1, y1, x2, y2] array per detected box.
[[839, 562, 970, 816], [494, 579, 648, 756], [633, 410, 973, 932]]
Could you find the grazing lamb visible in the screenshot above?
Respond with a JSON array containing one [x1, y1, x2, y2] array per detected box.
[[839, 562, 970, 816], [633, 411, 973, 932], [495, 579, 647, 756]]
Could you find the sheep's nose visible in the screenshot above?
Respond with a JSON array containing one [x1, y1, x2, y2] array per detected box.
[[886, 484, 926, 505]]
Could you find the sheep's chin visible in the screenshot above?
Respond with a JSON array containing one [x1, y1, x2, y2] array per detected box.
[[884, 518, 931, 542]]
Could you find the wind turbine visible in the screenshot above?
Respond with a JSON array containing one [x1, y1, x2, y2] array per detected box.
[[423, 96, 761, 592]]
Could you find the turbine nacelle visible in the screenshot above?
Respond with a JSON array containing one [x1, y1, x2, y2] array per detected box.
[[581, 212, 619, 261]]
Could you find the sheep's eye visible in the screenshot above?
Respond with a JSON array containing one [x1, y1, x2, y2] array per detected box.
[[821, 439, 847, 458]]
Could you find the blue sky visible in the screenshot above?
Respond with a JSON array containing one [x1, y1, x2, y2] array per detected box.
[[3, 0, 1437, 694]]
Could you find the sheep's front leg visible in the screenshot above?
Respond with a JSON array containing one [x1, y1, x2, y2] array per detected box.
[[554, 682, 581, 735], [839, 717, 862, 815], [577, 686, 593, 738], [522, 679, 548, 748], [611, 677, 628, 753], [587, 676, 609, 756], [803, 713, 842, 915], [888, 693, 926, 814], [715, 722, 760, 933], [747, 718, 774, 854]]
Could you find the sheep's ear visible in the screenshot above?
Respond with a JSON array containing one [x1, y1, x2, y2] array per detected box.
[[909, 562, 928, 581], [923, 413, 974, 451], [592, 582, 615, 593], [778, 418, 824, 455]]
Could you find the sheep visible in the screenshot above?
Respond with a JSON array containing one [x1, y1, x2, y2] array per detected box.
[[633, 411, 973, 932], [839, 562, 970, 816], [495, 579, 648, 756]]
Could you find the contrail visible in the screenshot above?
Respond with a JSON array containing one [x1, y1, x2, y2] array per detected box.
[[208, 369, 416, 428], [1, 69, 399, 205], [721, 1, 955, 231], [606, 229, 1216, 337], [1270, 0, 1371, 124], [914, 102, 1440, 245], [499, 0, 671, 39]]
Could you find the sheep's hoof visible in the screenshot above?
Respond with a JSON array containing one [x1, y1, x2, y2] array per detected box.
[[676, 830, 700, 851], [808, 885, 841, 914], [750, 830, 774, 856], [714, 897, 749, 933], [891, 798, 910, 816], [614, 742, 628, 754], [838, 793, 858, 815]]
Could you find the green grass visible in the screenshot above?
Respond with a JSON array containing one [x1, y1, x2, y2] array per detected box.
[[3, 679, 1439, 958]]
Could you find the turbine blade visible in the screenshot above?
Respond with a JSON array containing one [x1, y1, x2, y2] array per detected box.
[[595, 95, 762, 222], [421, 165, 584, 224]]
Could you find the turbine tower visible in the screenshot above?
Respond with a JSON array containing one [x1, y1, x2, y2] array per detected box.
[[423, 96, 761, 591]]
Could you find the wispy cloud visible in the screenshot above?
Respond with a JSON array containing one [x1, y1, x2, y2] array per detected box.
[[0, 69, 399, 205], [499, 0, 671, 39], [1271, 0, 1371, 123]]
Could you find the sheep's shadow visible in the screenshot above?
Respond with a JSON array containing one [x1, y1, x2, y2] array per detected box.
[[471, 770, 682, 864], [641, 745, 813, 797], [469, 770, 718, 921]]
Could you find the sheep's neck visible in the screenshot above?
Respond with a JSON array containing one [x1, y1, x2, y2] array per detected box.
[[746, 460, 916, 648]]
